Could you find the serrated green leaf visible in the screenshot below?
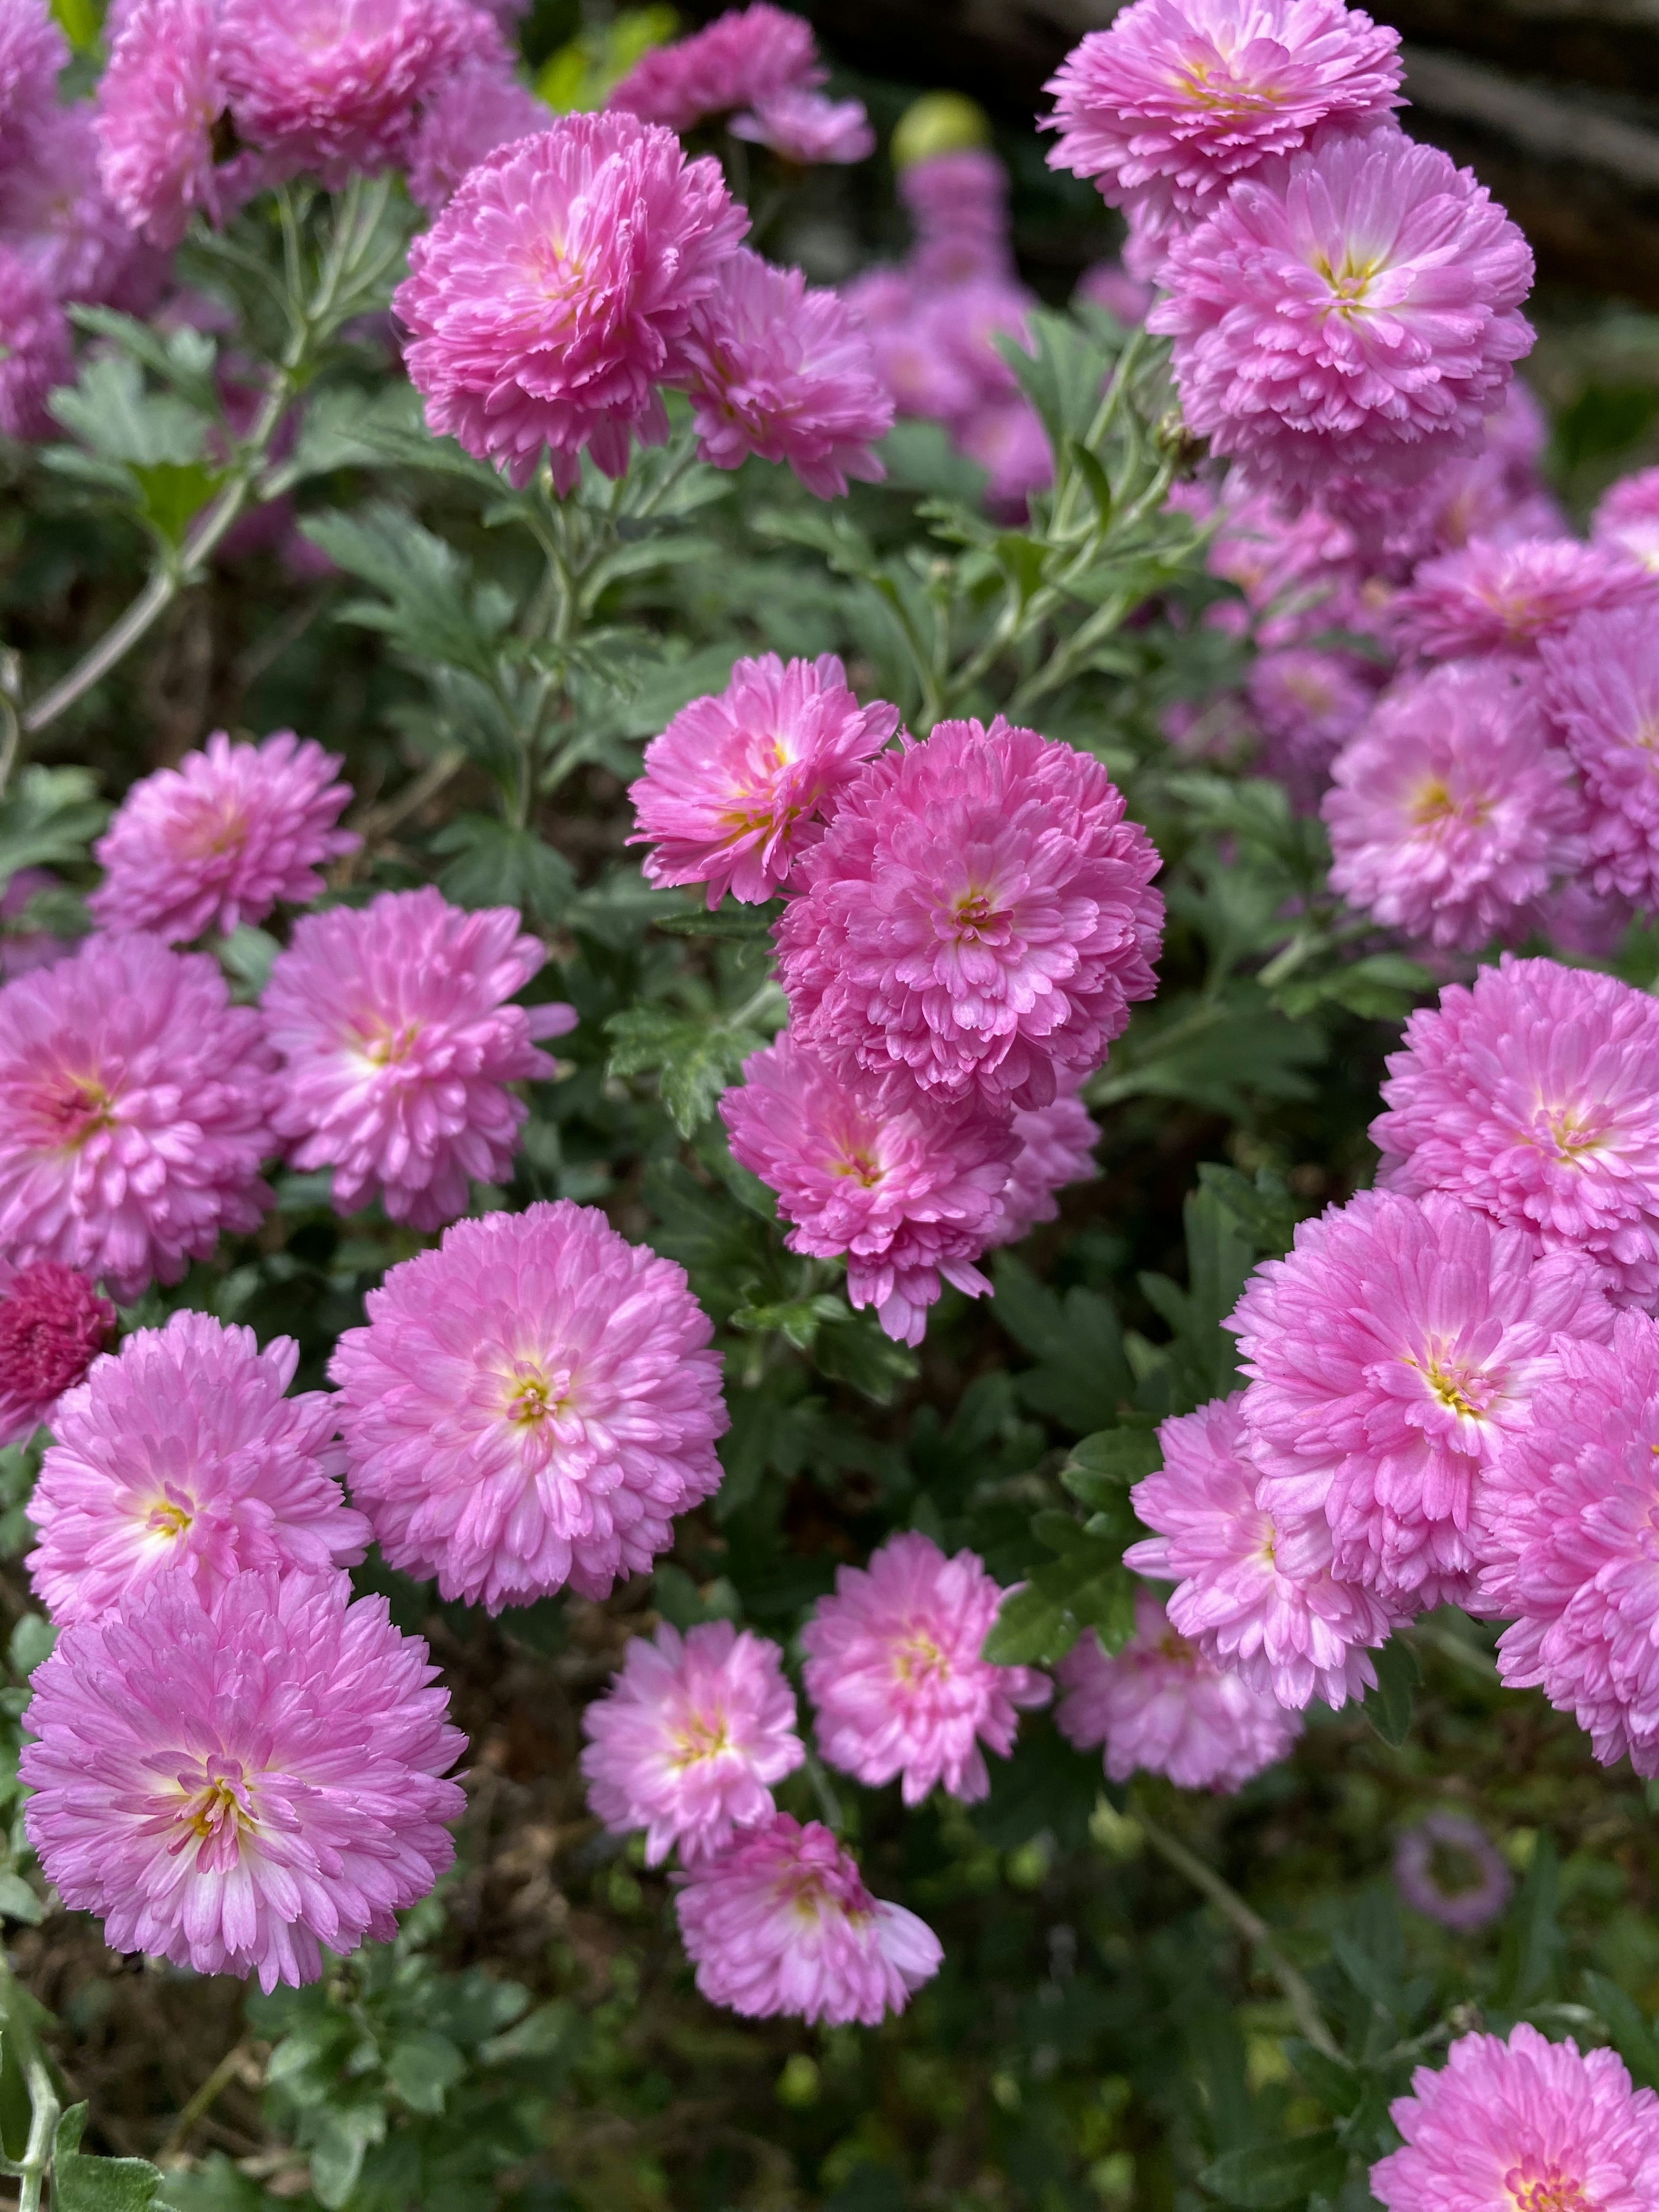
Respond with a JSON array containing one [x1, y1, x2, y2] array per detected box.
[[131, 459, 224, 548], [607, 1004, 772, 1138], [0, 766, 108, 890], [53, 2104, 175, 2212], [385, 2031, 464, 2114], [429, 815, 575, 923], [1199, 2131, 1345, 2208], [1062, 1424, 1163, 1510], [50, 355, 208, 469], [301, 503, 504, 680]]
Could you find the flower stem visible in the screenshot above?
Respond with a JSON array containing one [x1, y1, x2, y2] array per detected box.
[[0, 1945, 60, 2212]]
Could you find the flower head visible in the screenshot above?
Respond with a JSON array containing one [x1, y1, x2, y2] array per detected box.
[[1045, 0, 1403, 231], [1593, 467, 1659, 576], [842, 272, 981, 425], [986, 1086, 1099, 1247], [1371, 2024, 1659, 2212], [0, 0, 66, 168], [0, 243, 70, 441], [216, 0, 502, 187], [21, 1567, 464, 1990], [404, 54, 545, 211], [1324, 663, 1583, 952], [607, 4, 820, 133], [94, 0, 242, 248], [395, 111, 746, 490], [801, 1533, 1051, 1803], [0, 106, 157, 312], [899, 147, 1014, 286], [580, 1621, 803, 1864], [1055, 1589, 1302, 1791], [1392, 1812, 1511, 1932], [1247, 644, 1375, 804], [672, 1812, 942, 2025], [0, 1262, 114, 1448], [1374, 958, 1659, 1307], [731, 90, 873, 166], [1077, 258, 1155, 325], [719, 1033, 1016, 1346], [1229, 1189, 1613, 1611], [1125, 1393, 1397, 1709], [0, 933, 275, 1301], [1147, 131, 1535, 504], [1539, 605, 1659, 909], [329, 1201, 728, 1609], [27, 1310, 367, 1627], [92, 730, 359, 943], [1393, 534, 1653, 662], [629, 653, 899, 908], [262, 887, 570, 1230], [676, 247, 893, 497], [775, 717, 1164, 1115]]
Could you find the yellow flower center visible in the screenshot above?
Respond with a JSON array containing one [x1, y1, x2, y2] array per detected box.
[[148, 1500, 193, 1541]]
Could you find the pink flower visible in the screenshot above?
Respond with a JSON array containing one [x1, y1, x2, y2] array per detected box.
[[731, 90, 873, 166], [0, 244, 70, 440], [0, 1262, 114, 1448], [677, 247, 893, 497], [395, 112, 746, 491], [628, 653, 899, 906], [607, 4, 820, 133], [776, 717, 1164, 1115], [0, 0, 66, 170], [21, 1567, 465, 1991], [1539, 606, 1659, 909], [672, 1812, 942, 2025], [329, 1201, 728, 1609], [403, 54, 545, 212], [91, 730, 359, 944], [719, 1033, 1016, 1346], [262, 887, 571, 1230], [1076, 258, 1154, 325], [1125, 1393, 1398, 1709], [1373, 957, 1659, 1308], [1392, 1812, 1511, 1932], [1247, 644, 1375, 803], [1324, 662, 1583, 953], [899, 149, 1014, 287], [986, 1086, 1099, 1247], [1054, 1589, 1302, 1791], [801, 1533, 1051, 1803], [1593, 467, 1659, 576], [1229, 1189, 1613, 1611], [27, 1309, 367, 1627], [216, 0, 502, 187], [0, 106, 159, 312], [1371, 2024, 1659, 2212], [0, 933, 275, 1302], [1193, 476, 1360, 645], [1473, 1310, 1659, 1777], [1392, 535, 1654, 663], [1045, 0, 1402, 233], [842, 272, 980, 426], [958, 397, 1053, 518], [579, 1621, 803, 1863], [1147, 132, 1535, 504], [94, 0, 242, 248]]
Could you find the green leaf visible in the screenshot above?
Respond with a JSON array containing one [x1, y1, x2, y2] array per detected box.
[[1499, 1831, 1562, 2010], [1060, 1424, 1163, 1510], [53, 2106, 176, 2212], [1276, 952, 1436, 1024], [1362, 1637, 1420, 1750], [0, 766, 108, 891], [653, 902, 780, 941], [301, 503, 505, 680], [992, 1255, 1132, 1435], [1130, 1186, 1255, 1416], [129, 460, 225, 549], [1196, 1163, 1305, 1261], [429, 816, 575, 923], [996, 310, 1114, 460], [8, 1611, 56, 1680], [1585, 1971, 1659, 2090], [607, 992, 781, 1138], [50, 355, 208, 469], [385, 2031, 464, 2114], [0, 1872, 42, 1926], [1199, 2131, 1345, 2208], [1092, 985, 1325, 1120], [982, 1516, 1139, 1668], [305, 2104, 386, 2211], [1284, 2040, 1361, 2118]]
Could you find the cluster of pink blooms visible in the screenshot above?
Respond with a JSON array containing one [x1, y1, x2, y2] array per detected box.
[[626, 658, 1163, 1344], [609, 3, 873, 167]]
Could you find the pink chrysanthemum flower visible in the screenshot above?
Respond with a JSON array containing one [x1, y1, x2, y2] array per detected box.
[[959, 396, 1053, 519], [27, 1310, 368, 1627], [801, 1533, 1051, 1803], [719, 1033, 1016, 1346], [1372, 2024, 1659, 2212], [580, 1621, 803, 1864], [0, 933, 275, 1301], [1125, 1393, 1398, 1710], [262, 887, 572, 1230], [21, 1567, 464, 1991], [404, 55, 544, 210], [1373, 958, 1659, 1308], [1593, 467, 1659, 576], [0, 244, 70, 441], [1324, 663, 1583, 953], [1392, 534, 1653, 663], [676, 247, 893, 498], [841, 273, 979, 426], [1472, 1310, 1659, 1776], [607, 4, 820, 133], [0, 105, 161, 312], [986, 1086, 1099, 1247], [395, 112, 746, 491], [1247, 645, 1375, 804], [731, 90, 873, 166], [776, 717, 1164, 1116], [0, 1261, 114, 1448], [899, 148, 1015, 287], [216, 0, 502, 187], [672, 1813, 942, 2025], [1147, 132, 1535, 504], [1392, 1811, 1511, 1933], [94, 0, 242, 248], [1190, 475, 1360, 646], [628, 653, 899, 907], [1044, 0, 1402, 233], [1077, 258, 1155, 325], [1539, 606, 1659, 909], [1055, 1590, 1302, 1791], [91, 730, 360, 944], [0, 0, 66, 169], [329, 1201, 727, 1609], [1229, 1189, 1612, 1611]]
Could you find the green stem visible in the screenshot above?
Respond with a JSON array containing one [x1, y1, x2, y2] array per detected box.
[[0, 1948, 59, 2212], [157, 2040, 254, 2164]]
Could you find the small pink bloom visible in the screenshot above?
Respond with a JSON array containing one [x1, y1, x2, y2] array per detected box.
[[0, 1261, 114, 1448], [1076, 258, 1154, 324], [607, 4, 820, 133], [731, 89, 873, 166], [801, 1532, 1051, 1803], [1247, 644, 1375, 805], [1055, 1589, 1302, 1791], [403, 54, 545, 212], [985, 1085, 1099, 1247], [580, 1621, 803, 1864], [1392, 534, 1654, 662], [0, 0, 67, 170], [1539, 605, 1659, 909], [628, 653, 899, 907], [95, 0, 244, 248], [0, 243, 70, 440], [899, 148, 1015, 287], [1594, 466, 1659, 576], [672, 1812, 942, 2025], [0, 105, 159, 312]]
